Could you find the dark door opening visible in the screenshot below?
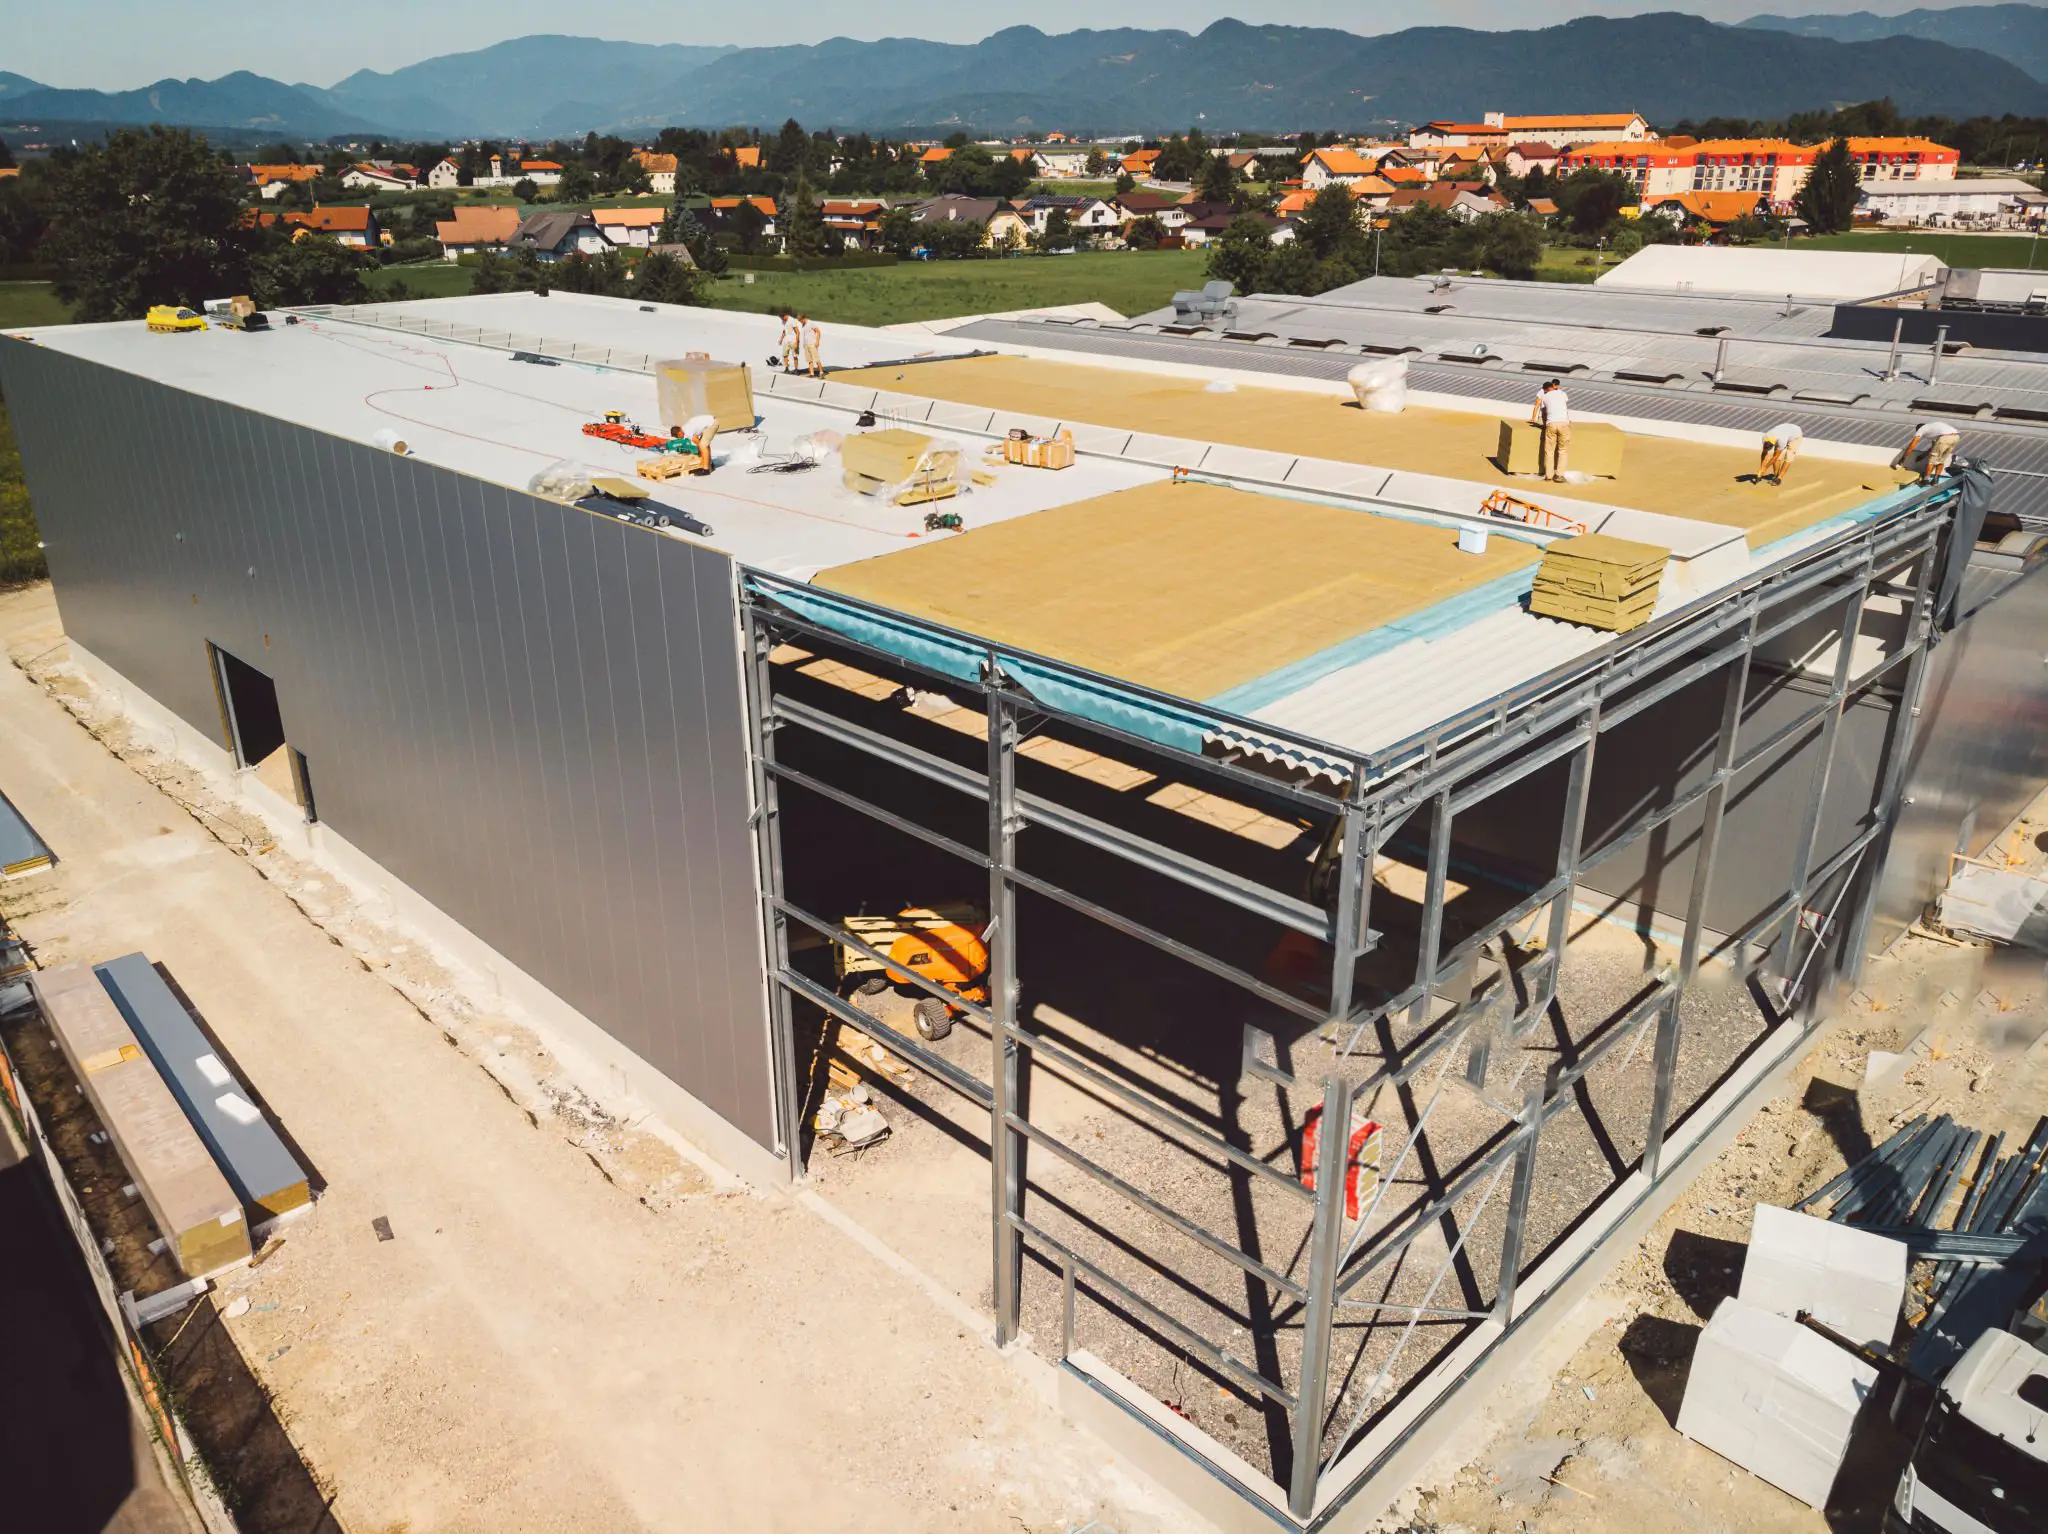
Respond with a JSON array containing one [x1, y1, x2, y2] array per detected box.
[[208, 644, 285, 769]]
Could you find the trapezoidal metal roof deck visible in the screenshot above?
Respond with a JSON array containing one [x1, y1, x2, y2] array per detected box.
[[732, 480, 1963, 1529]]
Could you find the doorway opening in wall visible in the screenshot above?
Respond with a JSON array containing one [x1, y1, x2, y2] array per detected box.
[[207, 643, 285, 768]]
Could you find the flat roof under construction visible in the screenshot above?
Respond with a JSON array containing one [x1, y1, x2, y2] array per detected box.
[[9, 292, 1933, 769], [835, 353, 1909, 546]]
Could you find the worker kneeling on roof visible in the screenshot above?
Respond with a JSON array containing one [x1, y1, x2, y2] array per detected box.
[[676, 413, 718, 475], [1894, 420, 1962, 484], [1759, 422, 1803, 486]]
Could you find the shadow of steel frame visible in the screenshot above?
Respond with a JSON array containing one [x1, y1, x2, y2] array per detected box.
[[734, 484, 1957, 1527]]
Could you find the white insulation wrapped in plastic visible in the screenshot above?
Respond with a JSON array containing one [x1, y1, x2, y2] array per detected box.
[[1346, 356, 1409, 414]]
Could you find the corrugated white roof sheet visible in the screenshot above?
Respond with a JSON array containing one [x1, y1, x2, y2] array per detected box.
[[1594, 245, 1945, 301]]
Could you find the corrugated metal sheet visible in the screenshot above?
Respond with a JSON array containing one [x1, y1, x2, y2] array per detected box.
[[0, 338, 779, 1156]]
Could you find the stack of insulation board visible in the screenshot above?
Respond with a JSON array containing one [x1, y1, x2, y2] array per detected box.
[[1528, 532, 1668, 632], [842, 428, 960, 506], [96, 953, 310, 1222], [31, 965, 251, 1277], [654, 357, 756, 433]]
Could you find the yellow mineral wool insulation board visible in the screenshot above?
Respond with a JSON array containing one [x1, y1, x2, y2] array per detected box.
[[31, 965, 250, 1277], [1498, 418, 1625, 478], [836, 355, 1911, 548], [655, 357, 756, 433], [815, 480, 1541, 702]]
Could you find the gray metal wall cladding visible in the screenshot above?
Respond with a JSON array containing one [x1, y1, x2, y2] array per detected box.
[[0, 340, 776, 1152], [1871, 556, 2048, 954]]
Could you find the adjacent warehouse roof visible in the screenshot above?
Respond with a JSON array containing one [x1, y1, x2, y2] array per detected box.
[[1594, 245, 1945, 300]]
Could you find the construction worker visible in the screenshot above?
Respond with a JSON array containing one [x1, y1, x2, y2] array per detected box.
[[1759, 421, 1804, 485], [778, 310, 799, 372], [1531, 379, 1571, 483], [802, 314, 823, 378], [1894, 420, 1962, 484], [680, 412, 718, 475]]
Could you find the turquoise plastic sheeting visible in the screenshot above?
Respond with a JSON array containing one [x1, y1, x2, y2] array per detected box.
[[761, 583, 986, 685], [755, 580, 1291, 763], [1206, 565, 1540, 715]]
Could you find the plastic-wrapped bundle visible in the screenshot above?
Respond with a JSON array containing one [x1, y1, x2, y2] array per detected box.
[[1346, 356, 1409, 414], [526, 459, 598, 502], [841, 429, 962, 506]]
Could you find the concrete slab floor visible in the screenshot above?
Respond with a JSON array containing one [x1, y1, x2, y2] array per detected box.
[[0, 581, 1190, 1534]]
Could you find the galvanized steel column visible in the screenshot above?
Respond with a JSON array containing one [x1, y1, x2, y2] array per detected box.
[[1291, 1073, 1353, 1520], [741, 607, 806, 1169], [988, 684, 1025, 1345]]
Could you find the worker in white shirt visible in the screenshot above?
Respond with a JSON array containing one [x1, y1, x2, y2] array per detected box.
[[1893, 420, 1962, 484], [1759, 422, 1804, 485], [679, 412, 718, 475], [778, 310, 800, 372], [801, 314, 823, 378], [1530, 379, 1571, 482]]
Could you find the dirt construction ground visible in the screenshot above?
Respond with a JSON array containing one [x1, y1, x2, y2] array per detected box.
[[5, 569, 2046, 1534], [0, 580, 1184, 1534]]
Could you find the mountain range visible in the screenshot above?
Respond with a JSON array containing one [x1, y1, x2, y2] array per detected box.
[[1740, 4, 2048, 85], [2, 14, 2045, 142]]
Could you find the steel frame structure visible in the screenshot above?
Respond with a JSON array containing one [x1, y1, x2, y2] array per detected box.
[[736, 484, 1960, 1529]]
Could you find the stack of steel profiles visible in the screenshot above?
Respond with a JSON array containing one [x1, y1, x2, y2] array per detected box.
[[1796, 1114, 2048, 1377]]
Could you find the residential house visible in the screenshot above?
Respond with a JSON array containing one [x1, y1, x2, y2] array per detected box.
[[1225, 151, 1269, 180], [426, 157, 462, 189], [1170, 201, 1236, 247], [1301, 147, 1386, 191], [1389, 184, 1509, 222], [508, 209, 612, 261], [722, 145, 762, 170], [1113, 190, 1189, 230], [1018, 194, 1119, 237], [474, 155, 564, 190], [708, 196, 780, 245], [914, 194, 1000, 226], [340, 163, 417, 193], [919, 146, 954, 178], [1642, 191, 1766, 232], [822, 199, 889, 248], [247, 163, 321, 200], [988, 206, 1031, 248], [1527, 197, 1560, 218], [1437, 146, 1504, 185], [593, 208, 668, 248], [289, 206, 379, 246], [1379, 165, 1428, 189], [434, 204, 522, 261], [633, 151, 679, 195], [1032, 148, 1092, 178], [1504, 143, 1561, 179], [1119, 148, 1160, 179]]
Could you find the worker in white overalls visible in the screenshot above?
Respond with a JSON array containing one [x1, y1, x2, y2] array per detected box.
[[1530, 379, 1571, 483], [802, 314, 823, 378], [1893, 420, 1962, 484], [681, 412, 718, 475], [1759, 421, 1804, 485], [778, 310, 800, 372]]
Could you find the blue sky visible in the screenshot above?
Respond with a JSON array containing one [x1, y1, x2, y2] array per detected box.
[[0, 1, 1987, 89]]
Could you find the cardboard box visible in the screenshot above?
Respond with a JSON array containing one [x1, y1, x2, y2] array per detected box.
[[1677, 1295, 1876, 1509], [1739, 1203, 1907, 1352], [1498, 417, 1626, 478]]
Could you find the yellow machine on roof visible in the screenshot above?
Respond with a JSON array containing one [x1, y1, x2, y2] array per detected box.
[[146, 305, 207, 333], [835, 903, 989, 1041]]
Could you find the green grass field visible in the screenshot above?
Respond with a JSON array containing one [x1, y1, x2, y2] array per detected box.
[[0, 281, 75, 328], [700, 249, 1210, 325], [1798, 228, 2047, 268], [362, 262, 483, 299]]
